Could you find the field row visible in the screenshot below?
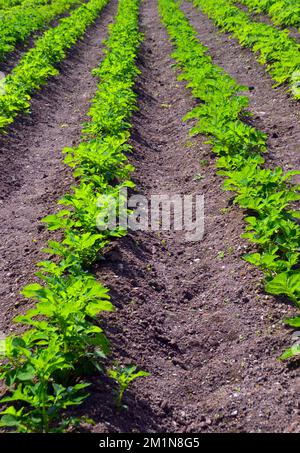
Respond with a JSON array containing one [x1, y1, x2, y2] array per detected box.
[[0, 0, 109, 129], [238, 0, 300, 28], [0, 0, 144, 432], [192, 0, 300, 99], [0, 0, 299, 133], [0, 0, 82, 61], [0, 0, 38, 9]]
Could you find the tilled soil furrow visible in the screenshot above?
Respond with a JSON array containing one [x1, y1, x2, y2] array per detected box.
[[181, 0, 300, 173], [0, 0, 118, 331], [81, 0, 299, 434]]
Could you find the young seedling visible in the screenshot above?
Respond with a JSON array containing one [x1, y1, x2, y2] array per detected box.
[[107, 365, 149, 410], [227, 246, 234, 256], [217, 250, 225, 260], [184, 139, 194, 148], [193, 172, 203, 182], [220, 207, 230, 215]]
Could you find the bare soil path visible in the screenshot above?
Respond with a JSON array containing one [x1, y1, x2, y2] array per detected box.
[[79, 0, 300, 433], [0, 0, 118, 331]]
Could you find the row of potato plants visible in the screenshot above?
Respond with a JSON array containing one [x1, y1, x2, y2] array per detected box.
[[0, 0, 82, 61], [0, 0, 41, 8], [159, 0, 300, 359], [0, 0, 27, 9], [0, 0, 108, 130], [238, 0, 300, 28], [0, 0, 145, 433], [190, 0, 300, 99]]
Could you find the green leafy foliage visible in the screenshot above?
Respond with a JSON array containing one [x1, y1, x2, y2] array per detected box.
[[239, 0, 300, 28], [279, 344, 300, 360], [284, 316, 300, 328], [0, 0, 26, 9], [265, 271, 300, 305], [0, 0, 82, 61], [0, 0, 109, 130], [192, 0, 300, 98], [0, 338, 89, 432]]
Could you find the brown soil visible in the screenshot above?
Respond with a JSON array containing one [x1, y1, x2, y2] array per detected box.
[[0, 0, 299, 434], [0, 0, 118, 331], [76, 0, 300, 434]]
